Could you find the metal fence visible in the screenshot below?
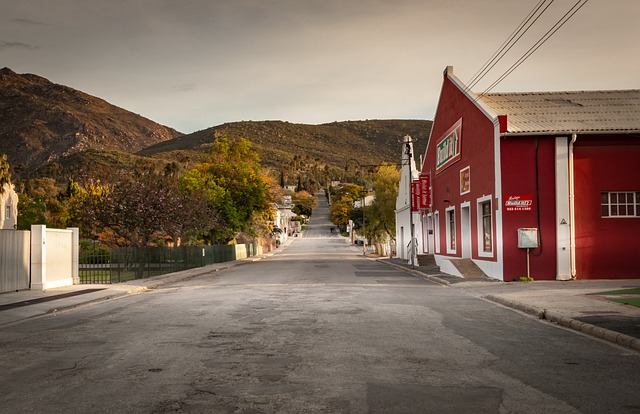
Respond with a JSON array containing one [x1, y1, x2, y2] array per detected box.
[[80, 243, 257, 284]]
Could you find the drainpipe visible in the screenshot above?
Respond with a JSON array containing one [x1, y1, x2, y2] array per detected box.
[[568, 134, 577, 279]]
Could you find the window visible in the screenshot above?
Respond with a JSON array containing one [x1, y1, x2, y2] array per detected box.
[[481, 200, 492, 252], [5, 204, 10, 219], [446, 208, 456, 254], [601, 192, 640, 217]]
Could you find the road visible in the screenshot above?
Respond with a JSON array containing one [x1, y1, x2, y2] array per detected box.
[[0, 193, 638, 413]]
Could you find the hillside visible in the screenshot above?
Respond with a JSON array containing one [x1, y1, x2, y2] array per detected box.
[[0, 67, 432, 183], [0, 67, 182, 177], [140, 119, 432, 171]]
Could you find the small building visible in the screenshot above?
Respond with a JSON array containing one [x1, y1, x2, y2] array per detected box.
[[420, 66, 640, 281], [395, 136, 424, 265], [1, 183, 18, 230]]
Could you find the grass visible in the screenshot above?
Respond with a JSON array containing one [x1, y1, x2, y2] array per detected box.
[[590, 288, 640, 308], [590, 288, 640, 296], [609, 298, 640, 307]]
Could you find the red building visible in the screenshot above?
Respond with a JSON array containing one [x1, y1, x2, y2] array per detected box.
[[421, 67, 640, 281]]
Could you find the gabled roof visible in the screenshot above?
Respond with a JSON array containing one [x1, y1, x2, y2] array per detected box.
[[478, 89, 640, 135]]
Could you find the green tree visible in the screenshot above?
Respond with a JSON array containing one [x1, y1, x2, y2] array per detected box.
[[180, 134, 270, 244], [367, 164, 400, 242], [0, 154, 10, 193]]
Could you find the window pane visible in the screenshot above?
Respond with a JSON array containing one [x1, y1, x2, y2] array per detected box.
[[619, 193, 627, 203], [619, 205, 627, 216], [601, 205, 609, 217], [611, 206, 618, 216], [601, 192, 608, 203], [611, 193, 618, 203]]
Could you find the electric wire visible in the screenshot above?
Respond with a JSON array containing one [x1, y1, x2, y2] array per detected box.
[[465, 0, 555, 93], [477, 0, 590, 97]]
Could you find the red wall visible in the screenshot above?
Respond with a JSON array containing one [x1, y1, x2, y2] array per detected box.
[[500, 137, 558, 281], [574, 137, 640, 279], [424, 71, 497, 261]]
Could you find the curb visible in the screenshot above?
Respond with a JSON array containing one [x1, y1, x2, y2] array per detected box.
[[379, 258, 640, 353], [485, 294, 640, 352], [4, 241, 299, 326], [377, 258, 451, 286]]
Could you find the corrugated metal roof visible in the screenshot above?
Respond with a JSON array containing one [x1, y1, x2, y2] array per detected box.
[[478, 89, 640, 135]]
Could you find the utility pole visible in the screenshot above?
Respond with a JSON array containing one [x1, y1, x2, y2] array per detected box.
[[405, 135, 415, 269]]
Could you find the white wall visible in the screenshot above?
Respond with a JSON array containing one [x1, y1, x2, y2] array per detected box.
[[30, 225, 79, 290], [395, 136, 423, 262]]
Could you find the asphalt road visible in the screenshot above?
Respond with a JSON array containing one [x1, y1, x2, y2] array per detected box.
[[1, 194, 638, 413]]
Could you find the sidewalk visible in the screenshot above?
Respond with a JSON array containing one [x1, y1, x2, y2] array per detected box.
[[381, 257, 640, 352], [0, 238, 294, 327]]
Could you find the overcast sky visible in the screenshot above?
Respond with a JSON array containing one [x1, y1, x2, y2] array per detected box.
[[2, 0, 639, 133]]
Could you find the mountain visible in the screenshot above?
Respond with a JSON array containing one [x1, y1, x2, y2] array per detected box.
[[0, 67, 182, 177], [0, 67, 432, 182], [140, 119, 432, 171]]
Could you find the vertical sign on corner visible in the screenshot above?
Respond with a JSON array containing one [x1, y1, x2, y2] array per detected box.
[[411, 180, 420, 212], [419, 174, 430, 210]]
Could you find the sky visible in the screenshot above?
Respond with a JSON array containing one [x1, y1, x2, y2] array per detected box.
[[1, 0, 639, 133]]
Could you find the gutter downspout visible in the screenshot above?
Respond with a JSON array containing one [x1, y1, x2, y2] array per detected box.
[[569, 134, 577, 279]]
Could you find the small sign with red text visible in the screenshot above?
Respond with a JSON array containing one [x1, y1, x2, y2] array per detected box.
[[505, 195, 533, 212]]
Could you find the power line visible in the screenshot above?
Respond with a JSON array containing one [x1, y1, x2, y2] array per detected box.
[[465, 0, 555, 92], [477, 0, 590, 97]]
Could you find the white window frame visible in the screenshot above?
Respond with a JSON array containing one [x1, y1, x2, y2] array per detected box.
[[446, 206, 456, 254], [477, 195, 493, 257], [434, 211, 440, 254], [601, 191, 640, 218]]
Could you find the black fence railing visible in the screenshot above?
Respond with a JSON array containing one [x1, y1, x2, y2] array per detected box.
[[79, 244, 257, 284]]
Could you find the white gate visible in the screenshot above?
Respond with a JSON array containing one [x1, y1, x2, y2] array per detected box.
[[0, 230, 30, 292]]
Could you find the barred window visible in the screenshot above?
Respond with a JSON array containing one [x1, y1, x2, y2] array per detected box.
[[601, 192, 640, 218]]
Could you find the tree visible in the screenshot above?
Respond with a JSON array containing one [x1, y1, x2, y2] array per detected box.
[[0, 154, 10, 194], [180, 134, 271, 244], [330, 183, 365, 229], [368, 164, 400, 242], [291, 190, 318, 217], [78, 167, 216, 248]]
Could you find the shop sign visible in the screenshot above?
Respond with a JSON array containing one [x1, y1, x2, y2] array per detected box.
[[411, 180, 420, 212], [505, 194, 533, 212], [419, 174, 430, 209], [435, 118, 462, 173], [460, 166, 470, 195]]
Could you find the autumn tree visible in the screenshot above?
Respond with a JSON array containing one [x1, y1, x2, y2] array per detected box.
[[330, 183, 365, 230], [367, 164, 400, 242], [0, 154, 10, 193]]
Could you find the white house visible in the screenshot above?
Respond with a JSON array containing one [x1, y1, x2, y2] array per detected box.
[[395, 135, 424, 265], [1, 183, 18, 229]]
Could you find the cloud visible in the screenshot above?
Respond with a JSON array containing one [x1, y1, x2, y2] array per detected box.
[[0, 41, 38, 51], [11, 18, 49, 26]]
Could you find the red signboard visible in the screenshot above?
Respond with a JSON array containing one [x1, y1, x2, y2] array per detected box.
[[504, 194, 533, 212], [411, 180, 420, 211], [419, 174, 430, 209]]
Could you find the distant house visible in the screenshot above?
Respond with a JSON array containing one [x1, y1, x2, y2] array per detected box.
[[395, 135, 424, 264], [419, 66, 640, 280], [1, 183, 18, 229]]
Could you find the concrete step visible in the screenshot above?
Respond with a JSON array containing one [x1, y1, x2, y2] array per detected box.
[[449, 258, 489, 279], [417, 254, 437, 267]]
